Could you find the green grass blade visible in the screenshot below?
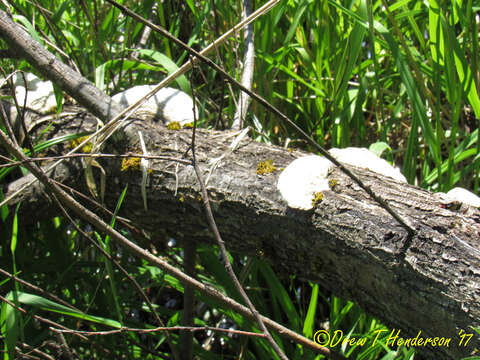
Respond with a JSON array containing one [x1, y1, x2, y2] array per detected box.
[[1, 295, 20, 359], [7, 292, 121, 328], [102, 184, 129, 323], [302, 283, 318, 339], [375, 20, 440, 179], [258, 262, 300, 332]]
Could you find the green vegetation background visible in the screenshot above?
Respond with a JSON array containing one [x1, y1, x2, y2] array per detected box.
[[0, 0, 479, 359]]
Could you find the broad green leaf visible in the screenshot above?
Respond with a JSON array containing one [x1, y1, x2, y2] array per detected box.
[[369, 142, 392, 158], [137, 49, 191, 93]]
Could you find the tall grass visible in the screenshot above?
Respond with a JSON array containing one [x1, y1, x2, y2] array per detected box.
[[0, 0, 478, 359]]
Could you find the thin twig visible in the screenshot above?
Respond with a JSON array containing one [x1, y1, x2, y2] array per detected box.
[[0, 152, 191, 169], [16, 340, 56, 360], [181, 228, 196, 359], [131, 2, 157, 60], [56, 332, 74, 360], [51, 325, 266, 337], [0, 124, 345, 359], [188, 57, 289, 360]]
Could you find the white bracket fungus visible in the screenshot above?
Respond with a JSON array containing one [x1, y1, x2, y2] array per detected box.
[[11, 72, 57, 114], [112, 85, 197, 125], [277, 148, 406, 210], [442, 187, 480, 208], [277, 155, 333, 210], [8, 74, 197, 126], [329, 147, 407, 183]]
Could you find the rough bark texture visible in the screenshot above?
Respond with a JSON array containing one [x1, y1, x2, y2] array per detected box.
[[2, 108, 480, 359]]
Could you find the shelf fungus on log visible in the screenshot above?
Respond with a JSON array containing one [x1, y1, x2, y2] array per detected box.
[[277, 148, 407, 210]]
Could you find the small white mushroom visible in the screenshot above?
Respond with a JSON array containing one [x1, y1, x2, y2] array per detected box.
[[329, 147, 407, 183], [112, 85, 197, 125]]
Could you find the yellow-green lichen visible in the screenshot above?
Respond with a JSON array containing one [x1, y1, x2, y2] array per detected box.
[[311, 192, 324, 207], [256, 159, 277, 175], [121, 157, 141, 171], [167, 121, 181, 130], [328, 178, 338, 189], [70, 136, 93, 153], [182, 122, 194, 128]]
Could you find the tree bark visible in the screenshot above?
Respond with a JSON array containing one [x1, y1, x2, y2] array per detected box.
[[2, 109, 479, 359], [1, 9, 479, 360]]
